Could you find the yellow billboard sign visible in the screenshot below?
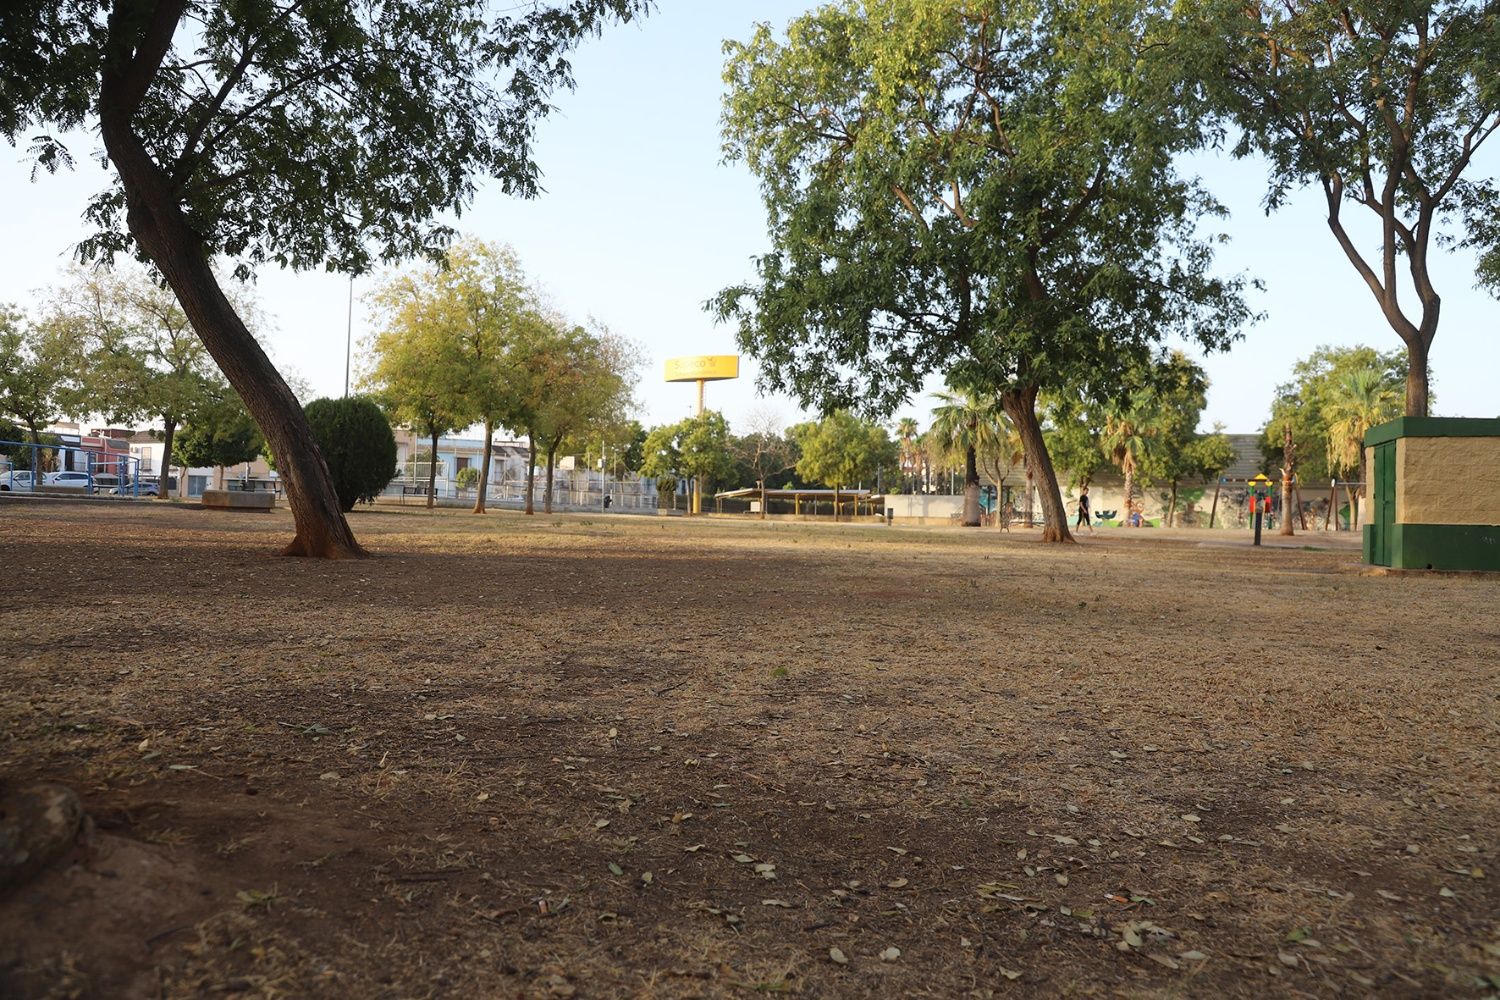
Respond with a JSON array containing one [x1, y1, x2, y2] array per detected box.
[[665, 355, 739, 382]]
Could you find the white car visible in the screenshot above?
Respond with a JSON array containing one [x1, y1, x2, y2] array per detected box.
[[0, 470, 38, 491], [45, 471, 94, 489]]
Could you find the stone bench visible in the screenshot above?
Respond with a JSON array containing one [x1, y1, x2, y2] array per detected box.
[[201, 488, 275, 511]]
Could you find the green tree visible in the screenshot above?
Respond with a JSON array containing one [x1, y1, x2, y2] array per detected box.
[[1101, 393, 1165, 526], [173, 387, 265, 476], [713, 0, 1251, 542], [303, 397, 399, 513], [1261, 345, 1409, 488], [367, 239, 535, 514], [794, 411, 897, 521], [360, 315, 468, 509], [1182, 0, 1500, 417], [641, 413, 736, 512], [530, 323, 641, 515], [0, 309, 66, 446], [37, 264, 246, 500], [928, 388, 1011, 526], [894, 417, 922, 493], [3, 0, 647, 557], [1323, 369, 1403, 526]]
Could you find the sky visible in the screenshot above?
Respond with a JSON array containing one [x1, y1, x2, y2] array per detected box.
[[1, 3, 1496, 438]]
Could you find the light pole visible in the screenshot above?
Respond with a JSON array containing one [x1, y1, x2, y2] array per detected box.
[[343, 275, 354, 397]]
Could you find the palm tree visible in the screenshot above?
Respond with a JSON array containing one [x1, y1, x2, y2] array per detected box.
[[930, 388, 1010, 527], [896, 416, 920, 492], [1101, 391, 1162, 526], [1323, 369, 1401, 528]]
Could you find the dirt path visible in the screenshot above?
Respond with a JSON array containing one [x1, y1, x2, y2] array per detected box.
[[0, 502, 1496, 999]]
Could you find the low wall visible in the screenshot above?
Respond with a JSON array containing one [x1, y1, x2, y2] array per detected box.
[[201, 488, 275, 511]]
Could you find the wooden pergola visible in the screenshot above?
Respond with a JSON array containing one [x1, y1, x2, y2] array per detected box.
[[713, 487, 885, 519]]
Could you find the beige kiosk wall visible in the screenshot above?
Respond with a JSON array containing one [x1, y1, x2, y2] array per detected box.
[[1387, 436, 1500, 525]]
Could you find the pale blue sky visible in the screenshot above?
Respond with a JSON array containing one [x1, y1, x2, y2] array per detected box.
[[1, 3, 1495, 436]]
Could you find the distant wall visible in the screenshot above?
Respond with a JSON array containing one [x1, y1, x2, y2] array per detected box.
[[884, 494, 963, 523]]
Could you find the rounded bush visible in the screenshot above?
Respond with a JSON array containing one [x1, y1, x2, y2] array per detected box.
[[304, 396, 397, 512]]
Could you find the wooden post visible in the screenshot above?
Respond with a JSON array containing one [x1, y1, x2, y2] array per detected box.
[[1208, 478, 1222, 529]]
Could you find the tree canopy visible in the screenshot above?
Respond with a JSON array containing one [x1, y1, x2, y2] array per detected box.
[[1, 0, 649, 555], [713, 0, 1252, 540], [1259, 345, 1409, 484], [1181, 0, 1500, 417]]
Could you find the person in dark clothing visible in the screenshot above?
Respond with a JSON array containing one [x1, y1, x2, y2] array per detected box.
[[1076, 486, 1095, 534]]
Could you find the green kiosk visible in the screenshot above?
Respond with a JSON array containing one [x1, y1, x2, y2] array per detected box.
[[1363, 417, 1500, 571]]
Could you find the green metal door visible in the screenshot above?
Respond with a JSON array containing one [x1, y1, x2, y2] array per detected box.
[[1370, 440, 1395, 565]]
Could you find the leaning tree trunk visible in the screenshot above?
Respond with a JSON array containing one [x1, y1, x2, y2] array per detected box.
[[100, 44, 361, 557], [1122, 463, 1136, 526], [962, 444, 982, 527], [473, 417, 493, 514], [1001, 386, 1073, 543]]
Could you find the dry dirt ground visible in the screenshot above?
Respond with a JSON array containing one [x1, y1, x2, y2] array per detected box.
[[0, 500, 1497, 1000]]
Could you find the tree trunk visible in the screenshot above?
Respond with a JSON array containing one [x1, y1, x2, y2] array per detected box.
[[100, 35, 361, 558], [1279, 424, 1296, 537], [833, 483, 840, 522], [1122, 463, 1136, 526], [544, 439, 559, 514], [155, 417, 177, 502], [525, 435, 536, 515], [962, 444, 982, 527], [1001, 386, 1073, 543], [1167, 480, 1179, 527], [473, 417, 493, 514], [427, 427, 440, 509], [1404, 327, 1432, 418]]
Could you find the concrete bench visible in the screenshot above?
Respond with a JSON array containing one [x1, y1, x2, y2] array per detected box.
[[201, 488, 275, 511]]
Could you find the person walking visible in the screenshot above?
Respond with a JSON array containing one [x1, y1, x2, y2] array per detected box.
[[1076, 485, 1095, 535]]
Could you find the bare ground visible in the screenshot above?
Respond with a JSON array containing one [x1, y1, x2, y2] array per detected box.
[[0, 500, 1497, 1000]]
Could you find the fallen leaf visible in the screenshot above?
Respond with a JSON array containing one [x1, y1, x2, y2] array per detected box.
[[684, 844, 706, 853], [880, 947, 901, 962], [640, 871, 653, 885], [1181, 814, 1201, 823], [608, 863, 623, 875], [594, 819, 610, 828], [732, 854, 754, 863], [999, 967, 1021, 980], [1278, 952, 1300, 967], [1147, 953, 1180, 970], [762, 899, 791, 907], [829, 948, 848, 965], [886, 878, 909, 889], [1179, 950, 1207, 961]]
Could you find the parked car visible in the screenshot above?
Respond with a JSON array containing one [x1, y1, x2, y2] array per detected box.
[[91, 473, 122, 493], [111, 479, 160, 497], [45, 471, 94, 489], [0, 469, 38, 491]]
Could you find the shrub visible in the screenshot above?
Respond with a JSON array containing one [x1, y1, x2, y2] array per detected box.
[[455, 466, 481, 489], [303, 396, 397, 512]]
